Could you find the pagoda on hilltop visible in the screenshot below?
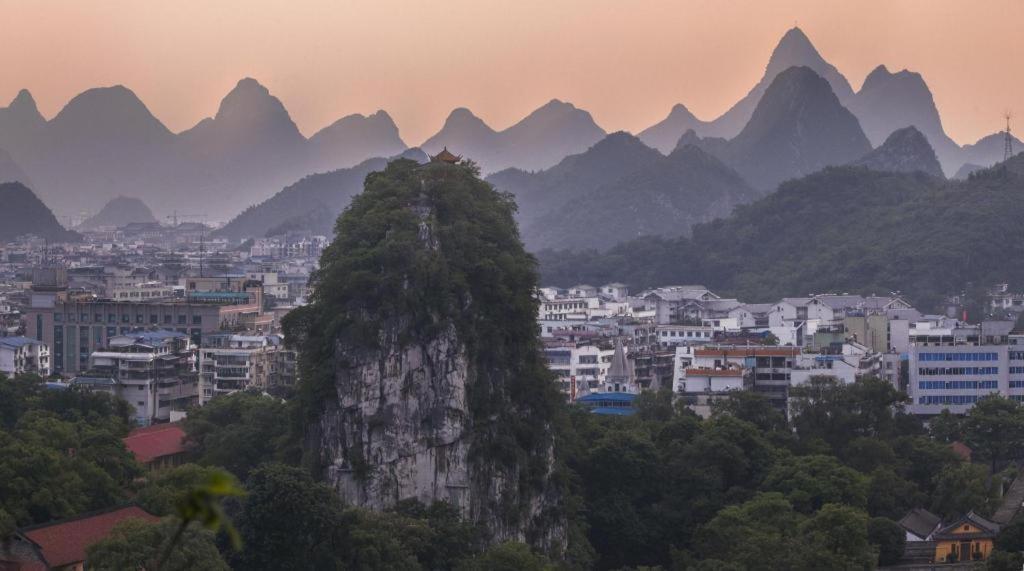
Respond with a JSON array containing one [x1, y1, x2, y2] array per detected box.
[[431, 147, 461, 164]]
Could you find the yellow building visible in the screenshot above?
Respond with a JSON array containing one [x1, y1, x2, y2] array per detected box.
[[932, 511, 1000, 563]]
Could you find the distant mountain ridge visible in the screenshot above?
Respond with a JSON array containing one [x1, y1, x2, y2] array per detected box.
[[640, 27, 998, 177], [421, 99, 606, 173], [0, 26, 1015, 226], [0, 79, 410, 220]]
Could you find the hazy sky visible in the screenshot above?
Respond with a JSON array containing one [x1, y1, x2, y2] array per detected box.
[[2, 0, 1022, 145]]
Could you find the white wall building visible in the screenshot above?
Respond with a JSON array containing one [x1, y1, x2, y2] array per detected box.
[[0, 337, 50, 376]]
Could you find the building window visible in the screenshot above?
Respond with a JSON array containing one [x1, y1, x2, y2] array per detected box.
[[178, 315, 187, 325], [192, 315, 202, 325]]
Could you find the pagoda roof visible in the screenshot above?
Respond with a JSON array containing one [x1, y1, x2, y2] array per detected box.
[[431, 147, 461, 164]]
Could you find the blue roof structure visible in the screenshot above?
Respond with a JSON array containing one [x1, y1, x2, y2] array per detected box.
[[0, 336, 42, 349], [576, 392, 638, 416], [577, 392, 638, 404]]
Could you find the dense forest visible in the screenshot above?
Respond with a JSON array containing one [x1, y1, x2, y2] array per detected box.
[[538, 156, 1024, 310], [6, 373, 1024, 569]]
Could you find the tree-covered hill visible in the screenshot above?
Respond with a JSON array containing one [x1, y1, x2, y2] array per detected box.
[[538, 156, 1024, 309], [524, 144, 757, 251], [487, 132, 757, 252]]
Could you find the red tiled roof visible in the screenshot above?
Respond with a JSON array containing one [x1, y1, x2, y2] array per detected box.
[[22, 506, 159, 567], [123, 423, 187, 464]]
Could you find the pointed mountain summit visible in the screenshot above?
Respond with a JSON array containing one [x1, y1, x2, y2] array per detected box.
[[715, 66, 871, 190], [2, 89, 45, 126], [421, 107, 499, 157], [847, 65, 959, 174], [78, 196, 158, 231], [850, 126, 944, 178], [182, 77, 303, 150], [29, 85, 178, 213], [50, 85, 172, 144], [498, 99, 606, 171], [702, 27, 854, 138], [308, 110, 407, 172], [638, 104, 710, 154], [0, 89, 47, 163], [422, 100, 605, 173], [174, 78, 309, 216]]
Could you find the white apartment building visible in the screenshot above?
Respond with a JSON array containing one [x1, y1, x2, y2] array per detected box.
[[655, 324, 715, 347], [70, 331, 198, 426], [544, 341, 615, 397], [0, 336, 51, 376], [199, 333, 296, 402]]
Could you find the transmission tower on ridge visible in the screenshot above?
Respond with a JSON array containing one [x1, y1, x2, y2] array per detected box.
[[1005, 112, 1014, 162]]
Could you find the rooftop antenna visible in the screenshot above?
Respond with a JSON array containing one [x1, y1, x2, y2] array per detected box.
[[1005, 111, 1014, 162]]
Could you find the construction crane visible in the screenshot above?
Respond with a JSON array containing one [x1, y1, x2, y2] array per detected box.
[[166, 210, 208, 226]]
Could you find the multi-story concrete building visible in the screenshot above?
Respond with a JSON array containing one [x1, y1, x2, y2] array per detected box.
[[70, 331, 199, 426], [0, 336, 50, 376], [24, 297, 266, 376], [689, 346, 801, 410], [198, 333, 296, 402], [907, 344, 1006, 415]]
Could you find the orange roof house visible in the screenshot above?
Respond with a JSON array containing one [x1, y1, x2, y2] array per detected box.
[[20, 506, 159, 570], [122, 423, 188, 469]]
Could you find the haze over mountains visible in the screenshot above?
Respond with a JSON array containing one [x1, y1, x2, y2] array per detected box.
[[214, 148, 428, 240], [0, 79, 408, 220], [639, 27, 1008, 177], [77, 196, 157, 231], [849, 126, 945, 178], [537, 154, 1024, 307], [420, 99, 607, 173], [0, 182, 79, 243], [0, 26, 1015, 237], [684, 65, 871, 190]]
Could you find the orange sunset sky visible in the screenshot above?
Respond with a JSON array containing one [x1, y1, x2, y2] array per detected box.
[[2, 0, 1021, 145]]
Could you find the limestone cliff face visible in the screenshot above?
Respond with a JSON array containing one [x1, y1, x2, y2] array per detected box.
[[317, 320, 471, 510], [294, 158, 565, 551]]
